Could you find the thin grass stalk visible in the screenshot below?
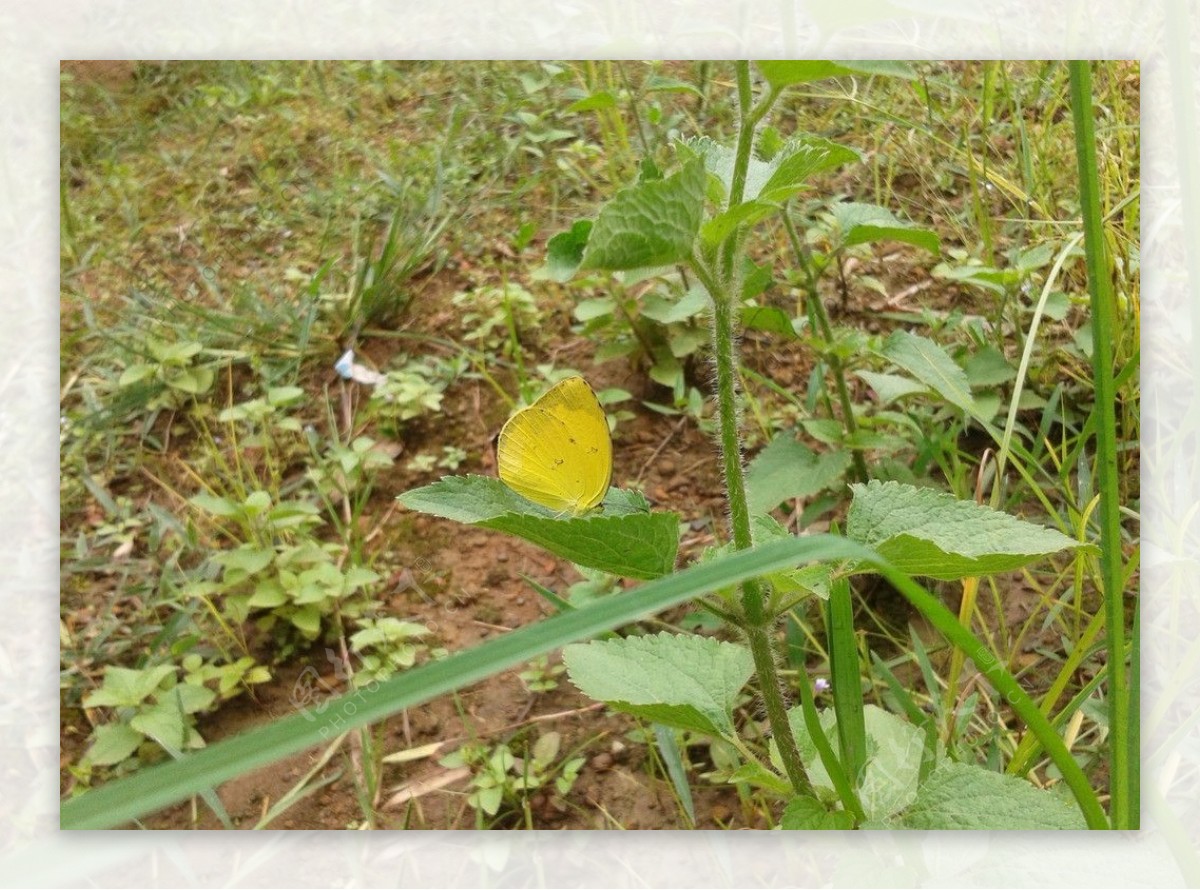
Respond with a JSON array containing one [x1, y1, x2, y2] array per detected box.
[[1068, 59, 1133, 830]]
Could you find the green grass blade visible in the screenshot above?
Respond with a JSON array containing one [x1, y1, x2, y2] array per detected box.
[[825, 575, 866, 783], [1069, 59, 1133, 829], [652, 724, 695, 827]]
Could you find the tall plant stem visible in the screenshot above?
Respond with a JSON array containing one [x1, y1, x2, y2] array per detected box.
[[1069, 60, 1131, 829], [695, 60, 813, 799]]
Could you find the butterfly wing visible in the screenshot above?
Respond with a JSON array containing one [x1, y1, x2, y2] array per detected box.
[[497, 377, 612, 514]]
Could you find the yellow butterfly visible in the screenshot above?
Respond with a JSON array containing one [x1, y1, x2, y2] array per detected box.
[[497, 376, 613, 516]]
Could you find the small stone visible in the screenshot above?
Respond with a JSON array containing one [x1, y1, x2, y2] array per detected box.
[[590, 752, 614, 772]]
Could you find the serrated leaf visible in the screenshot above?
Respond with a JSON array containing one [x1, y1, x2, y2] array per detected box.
[[785, 704, 925, 821], [540, 219, 593, 282], [399, 476, 678, 579], [174, 683, 217, 715], [290, 606, 322, 639], [84, 723, 145, 767], [855, 370, 929, 405], [781, 795, 856, 830], [756, 137, 861, 204], [881, 330, 975, 414], [580, 158, 705, 271], [846, 480, 1084, 580], [687, 135, 858, 214], [482, 512, 679, 580], [213, 545, 276, 577], [130, 699, 188, 750], [829, 202, 940, 255], [894, 762, 1086, 829], [563, 633, 754, 738], [746, 434, 851, 514], [84, 665, 177, 709]]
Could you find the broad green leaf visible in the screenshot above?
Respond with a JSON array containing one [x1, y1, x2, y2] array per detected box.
[[170, 366, 213, 395], [563, 632, 754, 738], [881, 329, 975, 414], [741, 305, 799, 339], [746, 434, 851, 514], [189, 493, 239, 517], [756, 60, 916, 89], [855, 370, 929, 405], [83, 665, 177, 709], [685, 134, 858, 209], [785, 704, 925, 821], [565, 89, 617, 112], [892, 762, 1086, 829], [846, 480, 1085, 581], [174, 683, 217, 715], [640, 285, 709, 324], [399, 476, 678, 579], [118, 363, 156, 387], [130, 699, 188, 750], [829, 202, 940, 255], [781, 795, 856, 830], [964, 345, 1017, 387], [756, 137, 861, 204], [290, 606, 322, 639], [540, 219, 593, 282], [267, 385, 305, 406], [213, 545, 276, 577], [84, 723, 145, 767], [579, 158, 705, 271]]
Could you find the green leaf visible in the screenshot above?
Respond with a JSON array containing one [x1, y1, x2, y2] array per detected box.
[[247, 580, 287, 608], [756, 60, 916, 89], [83, 665, 177, 709], [579, 158, 706, 271], [565, 89, 617, 112], [781, 795, 855, 830], [881, 330, 975, 414], [290, 606, 322, 639], [118, 363, 156, 387], [84, 723, 146, 767], [846, 480, 1085, 581], [267, 385, 305, 406], [893, 762, 1086, 829], [399, 476, 678, 579], [644, 74, 703, 96], [855, 370, 929, 405], [130, 699, 188, 750], [563, 632, 755, 738], [785, 704, 925, 821], [741, 305, 799, 339], [687, 135, 858, 212], [756, 137, 861, 204], [213, 545, 276, 577], [174, 683, 217, 715], [745, 434, 851, 514], [964, 345, 1017, 388], [640, 285, 709, 324], [540, 219, 593, 282], [189, 493, 239, 517], [829, 202, 940, 255], [485, 512, 679, 580]]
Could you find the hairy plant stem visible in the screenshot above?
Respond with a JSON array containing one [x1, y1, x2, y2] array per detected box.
[[692, 61, 813, 799]]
